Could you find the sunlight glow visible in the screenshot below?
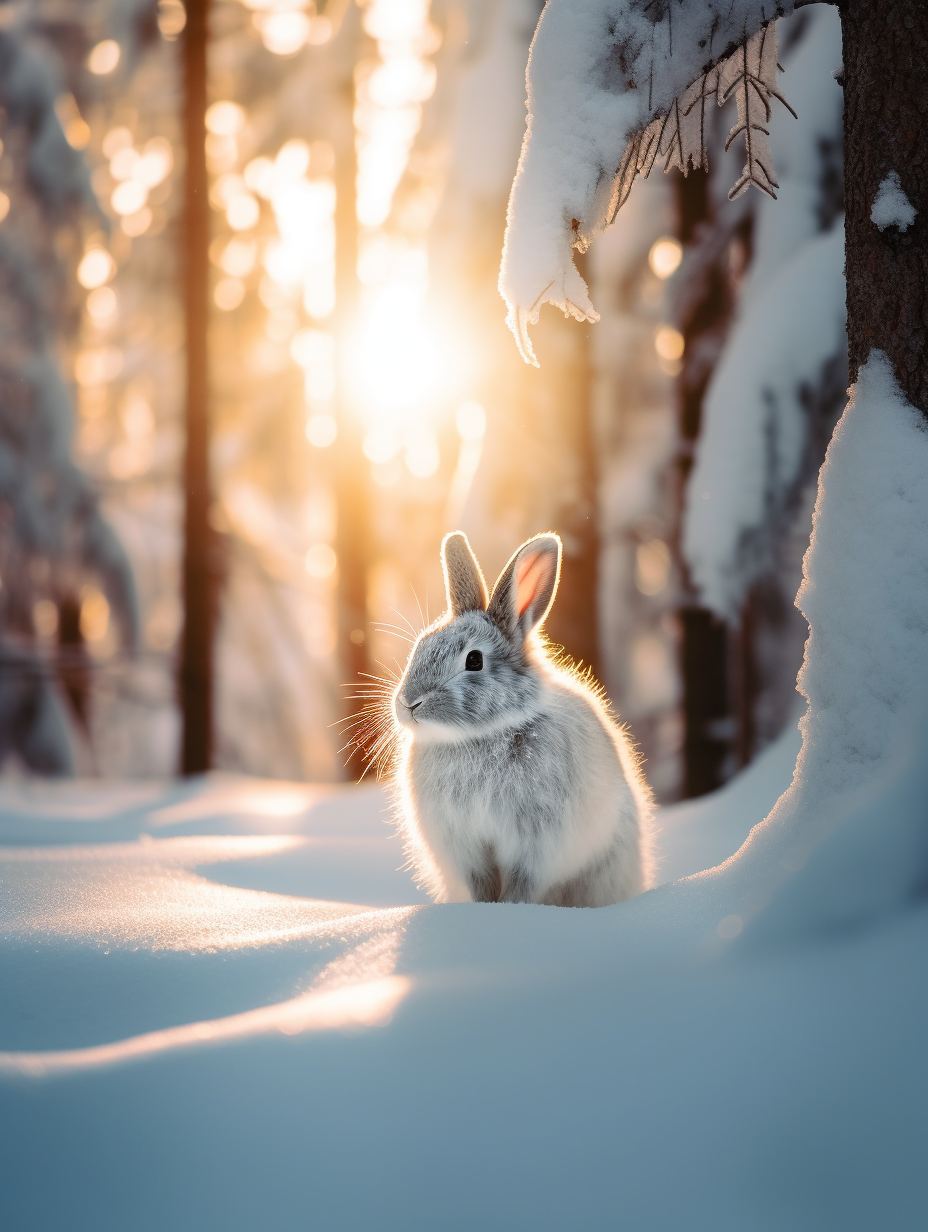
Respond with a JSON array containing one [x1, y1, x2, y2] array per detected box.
[[255, 10, 312, 57], [103, 125, 132, 158], [77, 247, 115, 290], [157, 0, 186, 39], [635, 539, 671, 596], [214, 277, 245, 311], [405, 432, 439, 479], [349, 285, 462, 432], [648, 236, 683, 279], [456, 400, 486, 441], [306, 413, 337, 448], [80, 588, 111, 643], [305, 543, 337, 579], [137, 137, 174, 187], [655, 325, 685, 362], [57, 95, 91, 149], [86, 285, 118, 325], [110, 145, 139, 179], [121, 207, 153, 238], [87, 39, 121, 76], [0, 977, 411, 1078], [111, 179, 147, 216], [206, 100, 246, 137], [0, 899, 417, 1079]]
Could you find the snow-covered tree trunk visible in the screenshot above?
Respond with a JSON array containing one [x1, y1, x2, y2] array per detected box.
[[841, 0, 928, 413]]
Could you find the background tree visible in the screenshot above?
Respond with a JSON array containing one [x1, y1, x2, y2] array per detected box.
[[0, 6, 148, 774]]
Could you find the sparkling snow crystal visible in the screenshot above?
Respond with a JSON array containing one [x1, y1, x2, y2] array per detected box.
[[870, 170, 916, 232]]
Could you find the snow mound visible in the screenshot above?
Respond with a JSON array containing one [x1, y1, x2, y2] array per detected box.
[[659, 718, 800, 883], [870, 170, 916, 232], [716, 351, 928, 929]]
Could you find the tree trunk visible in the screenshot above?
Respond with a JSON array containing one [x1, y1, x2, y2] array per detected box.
[[675, 171, 736, 797], [332, 64, 372, 780], [546, 252, 602, 684], [179, 0, 214, 774], [842, 0, 928, 411]]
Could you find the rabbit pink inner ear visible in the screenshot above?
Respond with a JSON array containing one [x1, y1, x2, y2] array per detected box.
[[513, 542, 559, 629], [515, 551, 551, 620]]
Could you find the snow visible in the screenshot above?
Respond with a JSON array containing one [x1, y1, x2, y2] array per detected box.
[[658, 717, 801, 883], [2, 717, 927, 1226], [498, 1, 803, 364], [683, 220, 845, 616], [712, 350, 928, 942], [683, 8, 845, 618], [737, 9, 843, 304], [870, 170, 917, 232], [2, 346, 927, 1226], [737, 352, 928, 847]]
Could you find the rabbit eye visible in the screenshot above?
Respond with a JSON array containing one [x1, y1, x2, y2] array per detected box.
[[465, 650, 483, 671]]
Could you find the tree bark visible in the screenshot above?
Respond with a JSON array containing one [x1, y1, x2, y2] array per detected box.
[[676, 171, 736, 797], [842, 0, 928, 411], [179, 0, 214, 775]]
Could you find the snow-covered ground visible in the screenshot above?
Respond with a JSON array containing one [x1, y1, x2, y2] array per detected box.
[[1, 718, 924, 1231], [4, 352, 928, 1229]]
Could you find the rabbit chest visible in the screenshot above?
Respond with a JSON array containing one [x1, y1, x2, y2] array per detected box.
[[406, 706, 621, 887]]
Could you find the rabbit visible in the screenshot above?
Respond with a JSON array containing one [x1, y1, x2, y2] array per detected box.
[[391, 530, 654, 907]]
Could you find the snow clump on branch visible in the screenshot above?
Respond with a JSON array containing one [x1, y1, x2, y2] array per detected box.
[[499, 0, 802, 365], [870, 170, 917, 233]]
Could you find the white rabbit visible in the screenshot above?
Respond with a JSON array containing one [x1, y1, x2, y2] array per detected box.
[[391, 531, 654, 906]]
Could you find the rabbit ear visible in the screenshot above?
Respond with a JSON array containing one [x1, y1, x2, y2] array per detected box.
[[488, 533, 561, 642], [441, 531, 488, 616]]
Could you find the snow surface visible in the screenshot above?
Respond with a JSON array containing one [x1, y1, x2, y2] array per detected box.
[[3, 349, 928, 1227], [870, 170, 917, 232], [2, 725, 926, 1227], [735, 352, 928, 855]]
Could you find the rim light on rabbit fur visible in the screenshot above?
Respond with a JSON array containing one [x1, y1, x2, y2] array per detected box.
[[385, 530, 655, 908]]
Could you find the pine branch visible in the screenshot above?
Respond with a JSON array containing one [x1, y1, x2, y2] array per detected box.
[[606, 21, 796, 216], [718, 23, 795, 201]]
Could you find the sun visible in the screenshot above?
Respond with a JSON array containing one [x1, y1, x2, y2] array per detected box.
[[350, 282, 464, 436]]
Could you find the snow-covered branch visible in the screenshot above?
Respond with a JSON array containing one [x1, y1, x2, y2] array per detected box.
[[499, 0, 807, 364], [683, 219, 845, 616], [682, 7, 844, 617]]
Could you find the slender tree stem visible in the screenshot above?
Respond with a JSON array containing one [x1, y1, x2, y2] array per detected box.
[[179, 0, 214, 774]]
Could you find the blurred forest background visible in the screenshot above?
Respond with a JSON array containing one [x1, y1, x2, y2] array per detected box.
[[0, 0, 845, 800]]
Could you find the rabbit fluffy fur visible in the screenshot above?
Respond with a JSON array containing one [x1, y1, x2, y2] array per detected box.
[[391, 531, 654, 907]]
